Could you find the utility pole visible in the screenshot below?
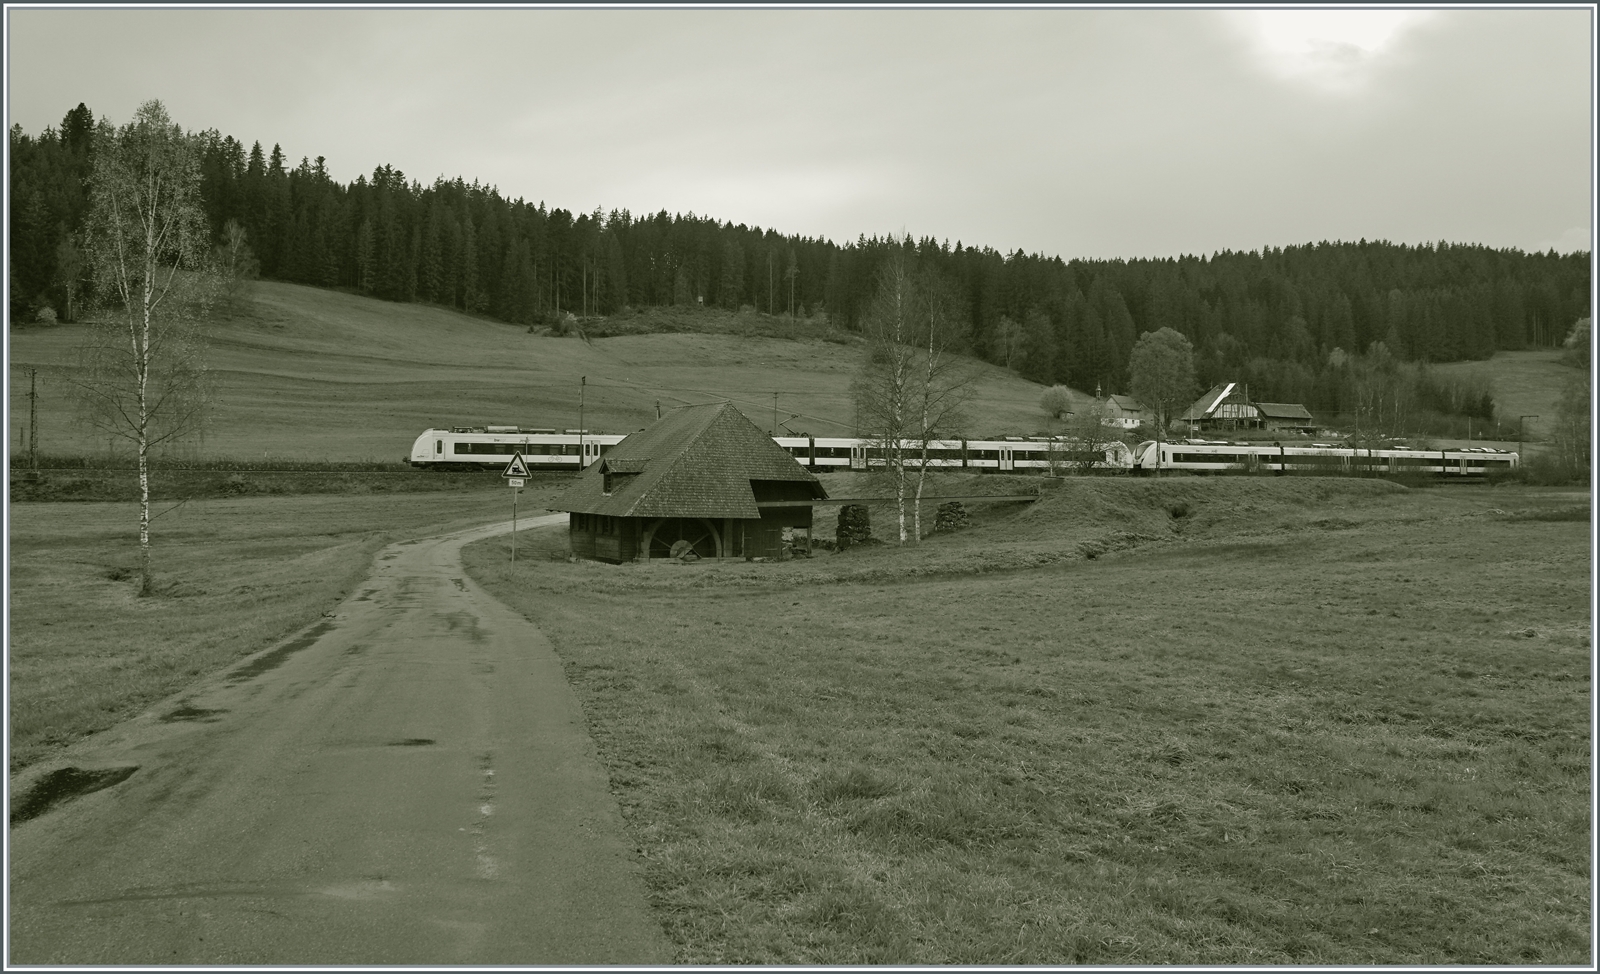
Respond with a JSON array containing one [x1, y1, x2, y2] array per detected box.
[[773, 392, 778, 436], [28, 367, 38, 469], [579, 376, 586, 468]]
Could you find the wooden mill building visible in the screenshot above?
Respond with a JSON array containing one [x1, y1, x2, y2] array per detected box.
[[551, 402, 828, 563]]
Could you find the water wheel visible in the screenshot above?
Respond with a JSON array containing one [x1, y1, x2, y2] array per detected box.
[[649, 518, 717, 560]]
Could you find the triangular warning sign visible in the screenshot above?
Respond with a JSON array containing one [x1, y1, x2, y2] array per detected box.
[[501, 453, 531, 478]]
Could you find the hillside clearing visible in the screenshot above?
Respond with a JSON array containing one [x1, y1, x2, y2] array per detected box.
[[1431, 349, 1580, 447], [7, 281, 1071, 461]]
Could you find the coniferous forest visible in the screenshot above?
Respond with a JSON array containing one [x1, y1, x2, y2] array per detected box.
[[10, 103, 1591, 416]]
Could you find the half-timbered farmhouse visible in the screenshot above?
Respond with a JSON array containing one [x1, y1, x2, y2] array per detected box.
[[1181, 382, 1261, 432], [551, 401, 828, 564]]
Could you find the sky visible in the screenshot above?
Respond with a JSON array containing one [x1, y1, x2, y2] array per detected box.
[[5, 5, 1594, 260]]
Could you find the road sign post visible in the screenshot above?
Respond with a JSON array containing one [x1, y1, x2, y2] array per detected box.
[[502, 454, 532, 562]]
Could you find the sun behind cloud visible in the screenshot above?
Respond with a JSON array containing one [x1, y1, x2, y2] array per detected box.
[[1229, 9, 1434, 90]]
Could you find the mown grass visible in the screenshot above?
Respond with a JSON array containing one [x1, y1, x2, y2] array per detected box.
[[461, 478, 1591, 964], [7, 279, 1058, 461], [7, 485, 560, 771]]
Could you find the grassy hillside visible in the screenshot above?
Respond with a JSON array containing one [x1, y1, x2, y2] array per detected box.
[[7, 282, 1081, 462], [1431, 349, 1582, 446]]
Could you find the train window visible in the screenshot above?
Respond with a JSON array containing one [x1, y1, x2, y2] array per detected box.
[[454, 442, 469, 454], [435, 440, 443, 455]]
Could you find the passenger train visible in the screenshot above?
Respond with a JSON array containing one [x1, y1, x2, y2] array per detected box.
[[408, 426, 1516, 478], [1129, 439, 1518, 477]]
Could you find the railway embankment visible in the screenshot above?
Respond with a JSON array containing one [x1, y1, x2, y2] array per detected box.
[[485, 475, 1422, 592], [9, 460, 570, 502]]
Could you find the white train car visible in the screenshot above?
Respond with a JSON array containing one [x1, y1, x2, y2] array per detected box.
[[775, 436, 1132, 473], [409, 426, 628, 471], [1130, 439, 1519, 477], [774, 436, 858, 471]]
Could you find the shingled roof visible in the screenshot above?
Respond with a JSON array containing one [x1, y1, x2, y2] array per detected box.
[[550, 402, 826, 519], [1180, 382, 1240, 421], [1255, 402, 1313, 421]]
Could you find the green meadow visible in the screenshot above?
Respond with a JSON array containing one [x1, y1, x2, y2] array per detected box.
[[462, 477, 1591, 965]]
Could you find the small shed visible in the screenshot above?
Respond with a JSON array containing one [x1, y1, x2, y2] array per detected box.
[[1256, 402, 1316, 434], [551, 401, 828, 564]]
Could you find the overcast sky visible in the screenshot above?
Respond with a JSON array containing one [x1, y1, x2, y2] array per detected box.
[[6, 5, 1593, 260]]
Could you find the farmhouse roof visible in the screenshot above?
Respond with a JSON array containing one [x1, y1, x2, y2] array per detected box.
[[550, 401, 826, 519], [1255, 402, 1314, 421], [1180, 382, 1240, 421]]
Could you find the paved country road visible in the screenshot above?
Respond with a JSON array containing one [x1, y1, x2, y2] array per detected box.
[[8, 514, 672, 965]]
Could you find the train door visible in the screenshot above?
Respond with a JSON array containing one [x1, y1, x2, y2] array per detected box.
[[999, 447, 1015, 472], [850, 445, 867, 471], [582, 440, 601, 467]]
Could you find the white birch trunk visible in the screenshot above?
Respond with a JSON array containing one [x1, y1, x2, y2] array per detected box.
[[137, 182, 155, 595]]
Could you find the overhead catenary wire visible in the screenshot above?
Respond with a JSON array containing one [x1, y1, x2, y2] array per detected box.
[[566, 373, 854, 434]]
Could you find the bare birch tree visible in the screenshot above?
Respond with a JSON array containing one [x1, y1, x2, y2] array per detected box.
[[852, 249, 974, 544], [852, 250, 918, 543], [73, 100, 218, 596]]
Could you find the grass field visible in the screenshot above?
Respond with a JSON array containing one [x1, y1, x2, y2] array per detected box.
[[6, 281, 1078, 462], [6, 482, 567, 771], [461, 478, 1592, 964], [1432, 349, 1580, 448]]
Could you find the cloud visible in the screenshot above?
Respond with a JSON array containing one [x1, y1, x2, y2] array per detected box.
[[1226, 9, 1436, 92]]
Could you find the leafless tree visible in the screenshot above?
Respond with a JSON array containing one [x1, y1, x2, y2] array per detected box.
[[72, 100, 219, 596], [1344, 342, 1415, 456], [53, 236, 84, 322], [907, 270, 976, 541], [852, 251, 918, 543], [993, 314, 1026, 371], [1061, 398, 1120, 474], [213, 218, 259, 313], [1128, 327, 1196, 476], [852, 249, 975, 544], [1548, 373, 1590, 478]]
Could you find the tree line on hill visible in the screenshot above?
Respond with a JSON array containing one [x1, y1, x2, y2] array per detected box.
[[11, 102, 1591, 424]]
